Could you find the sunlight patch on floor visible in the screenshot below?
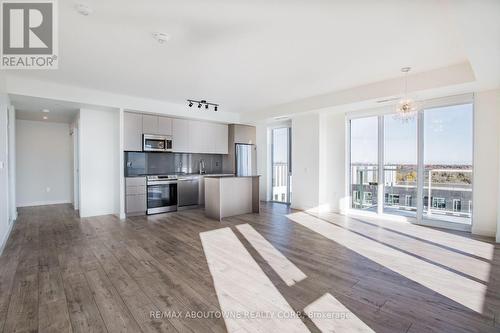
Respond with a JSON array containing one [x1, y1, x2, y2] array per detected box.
[[304, 293, 375, 333], [200, 227, 310, 333], [236, 224, 307, 286], [287, 212, 487, 313], [309, 212, 491, 282], [323, 212, 495, 261]]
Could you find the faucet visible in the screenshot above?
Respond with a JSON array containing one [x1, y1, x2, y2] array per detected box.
[[199, 159, 206, 174]]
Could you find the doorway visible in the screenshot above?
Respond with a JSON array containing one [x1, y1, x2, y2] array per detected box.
[[271, 127, 292, 204]]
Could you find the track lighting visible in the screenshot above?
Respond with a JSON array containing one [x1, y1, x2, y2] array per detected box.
[[186, 99, 220, 112]]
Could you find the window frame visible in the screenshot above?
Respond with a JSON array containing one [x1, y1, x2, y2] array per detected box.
[[345, 93, 474, 231]]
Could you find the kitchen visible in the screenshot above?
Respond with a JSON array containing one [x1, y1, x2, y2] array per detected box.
[[123, 112, 260, 220]]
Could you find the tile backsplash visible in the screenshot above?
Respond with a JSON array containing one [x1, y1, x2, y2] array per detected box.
[[125, 152, 223, 176]]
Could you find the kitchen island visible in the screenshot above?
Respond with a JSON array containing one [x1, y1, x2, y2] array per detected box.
[[204, 175, 260, 221]]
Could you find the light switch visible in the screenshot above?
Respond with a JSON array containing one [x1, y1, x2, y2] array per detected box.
[[0, 161, 4, 169]]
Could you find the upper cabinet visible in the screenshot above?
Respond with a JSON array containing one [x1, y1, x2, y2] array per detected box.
[[214, 123, 229, 154], [158, 117, 172, 136], [124, 112, 143, 151], [142, 114, 158, 134], [172, 119, 228, 154], [124, 111, 228, 154], [142, 114, 173, 136], [232, 124, 256, 144], [172, 118, 190, 153]]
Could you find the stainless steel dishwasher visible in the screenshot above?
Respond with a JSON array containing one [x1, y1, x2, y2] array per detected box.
[[178, 177, 199, 208]]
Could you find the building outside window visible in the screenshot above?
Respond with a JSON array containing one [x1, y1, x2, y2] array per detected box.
[[432, 197, 446, 209], [405, 195, 412, 207], [363, 192, 372, 205]]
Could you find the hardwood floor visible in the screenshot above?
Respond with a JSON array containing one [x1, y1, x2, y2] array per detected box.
[[0, 203, 499, 332]]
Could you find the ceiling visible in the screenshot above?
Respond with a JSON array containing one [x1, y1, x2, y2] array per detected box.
[[12, 94, 119, 123], [6, 0, 500, 115]]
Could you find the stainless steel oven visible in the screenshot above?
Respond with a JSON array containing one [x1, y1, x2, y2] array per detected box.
[[143, 134, 173, 152], [146, 175, 177, 214]]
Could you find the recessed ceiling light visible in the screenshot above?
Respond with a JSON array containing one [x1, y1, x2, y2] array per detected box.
[[43, 116, 48, 120], [75, 4, 93, 16], [152, 32, 170, 44], [42, 108, 50, 113]]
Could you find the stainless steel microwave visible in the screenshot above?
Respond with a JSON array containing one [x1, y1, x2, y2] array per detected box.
[[143, 134, 173, 152]]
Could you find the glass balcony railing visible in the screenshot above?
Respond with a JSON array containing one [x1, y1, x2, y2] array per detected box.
[[351, 164, 473, 224]]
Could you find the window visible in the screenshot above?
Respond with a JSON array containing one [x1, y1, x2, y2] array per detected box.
[[363, 192, 373, 205], [347, 99, 473, 227], [424, 103, 473, 224], [353, 190, 360, 203], [384, 114, 417, 216], [405, 195, 412, 207], [388, 194, 400, 205], [271, 127, 291, 203], [432, 197, 446, 210], [350, 117, 378, 211]]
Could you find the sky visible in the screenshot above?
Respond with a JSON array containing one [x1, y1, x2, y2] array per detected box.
[[351, 103, 473, 165], [272, 127, 289, 163]]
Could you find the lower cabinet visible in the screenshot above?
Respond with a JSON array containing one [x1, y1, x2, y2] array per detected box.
[[126, 177, 146, 215], [126, 194, 146, 213]]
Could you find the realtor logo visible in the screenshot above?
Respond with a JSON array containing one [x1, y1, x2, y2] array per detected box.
[[1, 0, 58, 69]]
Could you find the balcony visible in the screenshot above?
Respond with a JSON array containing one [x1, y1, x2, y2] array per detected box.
[[351, 164, 472, 224]]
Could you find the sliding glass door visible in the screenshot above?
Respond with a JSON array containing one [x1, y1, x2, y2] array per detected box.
[[423, 103, 473, 225], [271, 127, 291, 204], [350, 117, 378, 212], [383, 115, 417, 217], [348, 98, 473, 228]]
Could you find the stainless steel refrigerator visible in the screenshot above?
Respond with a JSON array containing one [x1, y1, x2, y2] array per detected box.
[[235, 144, 257, 176]]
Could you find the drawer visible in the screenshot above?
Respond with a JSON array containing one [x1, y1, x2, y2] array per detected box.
[[126, 177, 146, 187], [126, 194, 146, 213], [126, 185, 146, 195]]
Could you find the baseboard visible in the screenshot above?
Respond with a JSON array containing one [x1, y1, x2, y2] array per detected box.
[[0, 219, 15, 256], [17, 200, 71, 208]]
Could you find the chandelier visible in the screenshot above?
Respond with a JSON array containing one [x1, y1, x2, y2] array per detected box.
[[394, 67, 418, 121]]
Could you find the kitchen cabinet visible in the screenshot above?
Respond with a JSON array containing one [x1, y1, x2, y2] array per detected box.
[[158, 117, 172, 135], [143, 115, 173, 136], [172, 118, 190, 152], [142, 114, 158, 134], [188, 121, 228, 154], [125, 177, 146, 215], [232, 124, 256, 144], [124, 112, 143, 151], [214, 123, 229, 154], [189, 121, 209, 153]]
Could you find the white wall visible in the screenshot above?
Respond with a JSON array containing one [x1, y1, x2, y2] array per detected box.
[[0, 82, 13, 253], [319, 112, 346, 213], [8, 106, 16, 221], [79, 108, 120, 218], [291, 113, 320, 210], [257, 90, 500, 241], [255, 123, 271, 201], [472, 89, 500, 237], [16, 120, 73, 207]]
